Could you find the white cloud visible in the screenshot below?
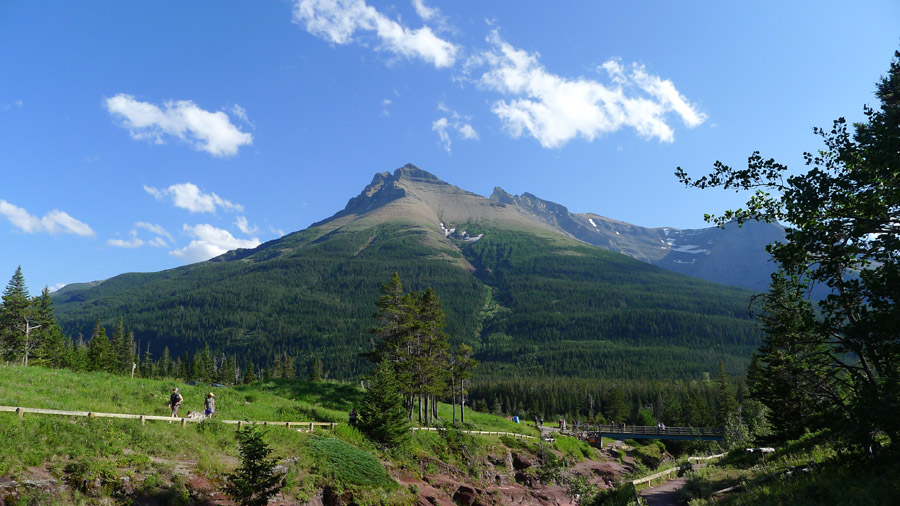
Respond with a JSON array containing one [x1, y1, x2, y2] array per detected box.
[[107, 237, 145, 248], [477, 32, 706, 148], [48, 283, 66, 293], [458, 123, 479, 140], [432, 117, 451, 152], [431, 103, 478, 153], [144, 183, 243, 214], [135, 222, 174, 243], [108, 223, 172, 249], [0, 200, 94, 236], [234, 216, 259, 235], [412, 0, 437, 20], [293, 0, 459, 68], [105, 94, 253, 157], [170, 224, 261, 263]]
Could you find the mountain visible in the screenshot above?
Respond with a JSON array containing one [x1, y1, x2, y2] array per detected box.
[[490, 188, 783, 292], [53, 165, 762, 380]]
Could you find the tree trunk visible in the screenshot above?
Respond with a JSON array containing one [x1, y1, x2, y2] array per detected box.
[[452, 385, 457, 424], [460, 379, 466, 424]]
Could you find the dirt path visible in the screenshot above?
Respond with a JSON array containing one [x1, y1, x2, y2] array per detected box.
[[639, 476, 687, 506]]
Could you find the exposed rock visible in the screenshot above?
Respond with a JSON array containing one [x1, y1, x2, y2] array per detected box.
[[512, 453, 533, 471], [452, 484, 478, 506]]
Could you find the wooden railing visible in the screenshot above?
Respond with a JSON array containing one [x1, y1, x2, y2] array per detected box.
[[0, 405, 336, 429], [411, 427, 537, 440], [0, 405, 537, 439], [593, 424, 725, 437]]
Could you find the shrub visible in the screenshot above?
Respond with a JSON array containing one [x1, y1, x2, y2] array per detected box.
[[307, 437, 396, 490], [224, 426, 285, 506]]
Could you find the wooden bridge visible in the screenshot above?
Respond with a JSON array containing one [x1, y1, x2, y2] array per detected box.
[[562, 424, 725, 445]]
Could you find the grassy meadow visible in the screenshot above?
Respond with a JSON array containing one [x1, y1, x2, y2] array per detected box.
[[0, 364, 546, 504]]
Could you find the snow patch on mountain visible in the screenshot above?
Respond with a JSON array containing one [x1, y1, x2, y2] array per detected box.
[[671, 244, 710, 254]]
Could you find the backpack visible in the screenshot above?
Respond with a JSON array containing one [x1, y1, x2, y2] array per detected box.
[[170, 393, 180, 405]]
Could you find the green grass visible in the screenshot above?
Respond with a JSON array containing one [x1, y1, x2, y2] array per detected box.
[[0, 364, 580, 504], [552, 435, 597, 462], [675, 431, 900, 505]]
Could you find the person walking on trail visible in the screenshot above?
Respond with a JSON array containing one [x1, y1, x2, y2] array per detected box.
[[348, 407, 358, 426], [169, 388, 183, 417], [204, 392, 215, 418]]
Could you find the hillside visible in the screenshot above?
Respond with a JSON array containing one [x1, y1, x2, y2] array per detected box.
[[53, 165, 761, 380], [0, 365, 632, 506]]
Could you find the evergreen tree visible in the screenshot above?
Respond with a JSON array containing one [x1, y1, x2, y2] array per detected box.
[[714, 361, 738, 425], [281, 353, 294, 378], [453, 343, 477, 424], [309, 357, 324, 382], [1, 266, 32, 362], [272, 354, 283, 379], [224, 426, 285, 506], [245, 361, 257, 383], [140, 343, 154, 378], [220, 355, 237, 384], [603, 387, 626, 424], [109, 317, 126, 374], [358, 360, 410, 450], [86, 318, 111, 372], [747, 272, 831, 440], [159, 346, 173, 378]]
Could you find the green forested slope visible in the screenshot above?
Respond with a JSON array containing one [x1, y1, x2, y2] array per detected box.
[[53, 218, 758, 381]]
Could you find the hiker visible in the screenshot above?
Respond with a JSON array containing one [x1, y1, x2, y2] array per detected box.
[[204, 392, 215, 418], [169, 388, 183, 417], [348, 407, 358, 426]]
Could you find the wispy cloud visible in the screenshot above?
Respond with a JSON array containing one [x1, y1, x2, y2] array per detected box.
[[293, 0, 459, 68], [135, 222, 174, 243], [107, 222, 173, 249], [0, 200, 94, 236], [144, 183, 243, 214], [432, 102, 478, 153], [234, 216, 259, 236], [107, 236, 146, 248], [477, 31, 706, 148], [105, 94, 253, 157], [170, 224, 261, 263], [1, 99, 24, 111], [412, 0, 437, 21]]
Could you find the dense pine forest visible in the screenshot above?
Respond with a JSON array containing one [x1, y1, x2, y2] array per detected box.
[[48, 222, 759, 384]]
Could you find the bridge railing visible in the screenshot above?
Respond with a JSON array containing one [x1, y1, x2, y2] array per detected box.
[[568, 424, 725, 438]]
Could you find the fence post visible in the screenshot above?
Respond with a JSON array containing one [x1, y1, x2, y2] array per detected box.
[[238, 421, 243, 429], [140, 415, 145, 426], [16, 407, 23, 420], [181, 418, 186, 427]]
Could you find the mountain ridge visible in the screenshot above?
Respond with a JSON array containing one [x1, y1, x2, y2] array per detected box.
[[52, 164, 765, 381]]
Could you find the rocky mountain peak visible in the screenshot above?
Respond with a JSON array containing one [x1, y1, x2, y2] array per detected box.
[[393, 164, 445, 183]]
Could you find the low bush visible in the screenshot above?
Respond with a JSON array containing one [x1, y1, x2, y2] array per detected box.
[[307, 437, 396, 491]]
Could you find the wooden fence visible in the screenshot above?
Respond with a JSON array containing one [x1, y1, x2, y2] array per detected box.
[[0, 405, 537, 439], [410, 426, 537, 440], [0, 405, 336, 430]]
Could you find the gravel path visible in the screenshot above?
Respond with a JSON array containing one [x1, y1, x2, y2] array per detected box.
[[639, 476, 687, 506]]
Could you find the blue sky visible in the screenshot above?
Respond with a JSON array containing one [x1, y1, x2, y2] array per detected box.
[[1, 1, 898, 292]]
